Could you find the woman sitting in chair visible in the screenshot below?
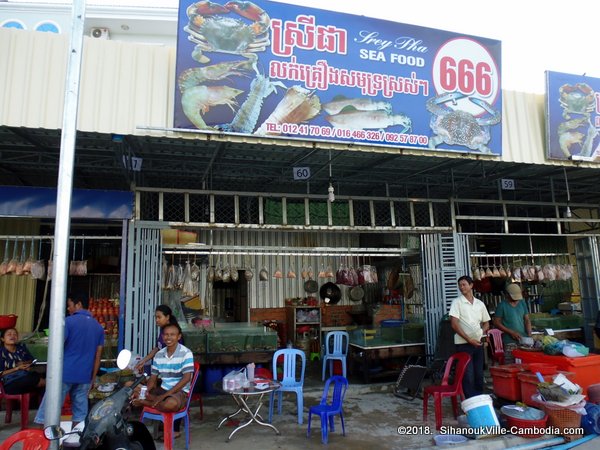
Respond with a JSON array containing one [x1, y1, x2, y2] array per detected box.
[[0, 327, 45, 394]]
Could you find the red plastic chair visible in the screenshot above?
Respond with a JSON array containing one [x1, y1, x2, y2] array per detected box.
[[140, 361, 200, 450], [190, 362, 203, 421], [254, 367, 273, 380], [0, 428, 49, 450], [422, 352, 471, 430], [487, 328, 505, 365], [0, 381, 31, 429]]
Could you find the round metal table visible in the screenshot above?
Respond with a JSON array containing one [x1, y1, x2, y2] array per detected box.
[[215, 379, 281, 442]]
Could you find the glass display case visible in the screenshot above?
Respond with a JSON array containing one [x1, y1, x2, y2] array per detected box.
[[183, 323, 278, 364], [23, 333, 118, 362], [349, 322, 425, 347]]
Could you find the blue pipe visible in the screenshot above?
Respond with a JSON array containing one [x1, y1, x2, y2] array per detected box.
[[505, 437, 564, 450], [545, 433, 599, 450]]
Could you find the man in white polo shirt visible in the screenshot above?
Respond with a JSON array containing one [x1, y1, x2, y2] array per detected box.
[[449, 275, 491, 398]]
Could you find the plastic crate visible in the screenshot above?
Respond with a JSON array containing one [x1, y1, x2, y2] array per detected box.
[[513, 349, 600, 394], [490, 364, 525, 401], [517, 371, 575, 407]]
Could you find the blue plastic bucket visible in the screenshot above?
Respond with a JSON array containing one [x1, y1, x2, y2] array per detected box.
[[203, 366, 223, 394], [461, 395, 499, 429]]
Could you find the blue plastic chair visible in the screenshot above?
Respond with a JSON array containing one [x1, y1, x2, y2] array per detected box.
[[269, 348, 306, 424], [307, 376, 348, 444], [321, 331, 349, 381], [140, 361, 200, 450]]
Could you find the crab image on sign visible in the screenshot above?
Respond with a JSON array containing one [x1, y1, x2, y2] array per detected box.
[[426, 92, 501, 154]]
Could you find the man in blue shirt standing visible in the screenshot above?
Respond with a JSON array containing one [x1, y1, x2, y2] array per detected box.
[[35, 293, 104, 427]]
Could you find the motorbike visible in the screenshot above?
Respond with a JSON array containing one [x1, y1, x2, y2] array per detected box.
[[44, 350, 156, 450]]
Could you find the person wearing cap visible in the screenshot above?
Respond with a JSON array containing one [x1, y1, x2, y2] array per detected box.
[[493, 283, 532, 363], [449, 275, 491, 398]]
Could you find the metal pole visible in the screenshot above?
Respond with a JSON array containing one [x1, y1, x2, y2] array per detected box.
[[44, 0, 86, 441]]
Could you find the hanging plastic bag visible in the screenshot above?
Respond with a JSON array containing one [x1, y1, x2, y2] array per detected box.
[[15, 240, 26, 276], [0, 240, 9, 276], [6, 239, 19, 274], [21, 239, 34, 275], [30, 240, 46, 281]]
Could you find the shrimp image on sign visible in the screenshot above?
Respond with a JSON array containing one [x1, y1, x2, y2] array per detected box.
[[222, 74, 286, 133], [178, 60, 254, 129]]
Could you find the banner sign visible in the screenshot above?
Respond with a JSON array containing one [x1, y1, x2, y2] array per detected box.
[[175, 0, 502, 155], [546, 71, 600, 160], [0, 187, 133, 219]]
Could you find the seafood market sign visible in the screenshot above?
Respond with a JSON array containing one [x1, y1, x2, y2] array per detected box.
[[545, 71, 600, 161], [174, 0, 502, 155]]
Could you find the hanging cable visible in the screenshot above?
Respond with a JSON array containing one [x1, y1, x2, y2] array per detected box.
[[328, 149, 335, 202], [563, 167, 572, 218]]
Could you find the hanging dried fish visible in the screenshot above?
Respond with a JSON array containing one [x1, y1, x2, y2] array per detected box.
[[162, 258, 169, 289], [222, 263, 231, 283], [182, 261, 195, 296], [230, 260, 239, 282], [214, 261, 223, 282], [166, 264, 175, 290], [175, 263, 184, 289], [190, 261, 200, 281]]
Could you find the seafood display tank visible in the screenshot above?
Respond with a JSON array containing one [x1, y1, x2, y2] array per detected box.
[[183, 322, 278, 365]]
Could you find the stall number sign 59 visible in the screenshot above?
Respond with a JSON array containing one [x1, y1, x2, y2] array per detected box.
[[501, 179, 515, 190], [293, 167, 311, 180], [432, 38, 500, 115]]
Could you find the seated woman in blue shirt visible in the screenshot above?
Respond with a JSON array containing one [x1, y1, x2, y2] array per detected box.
[[0, 327, 45, 394]]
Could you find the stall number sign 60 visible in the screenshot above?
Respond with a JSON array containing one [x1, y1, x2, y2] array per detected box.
[[293, 166, 311, 180], [432, 38, 500, 115]]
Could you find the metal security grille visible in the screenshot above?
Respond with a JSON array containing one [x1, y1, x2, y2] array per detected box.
[[136, 188, 453, 233], [574, 237, 600, 347], [421, 233, 470, 359], [124, 224, 162, 356]]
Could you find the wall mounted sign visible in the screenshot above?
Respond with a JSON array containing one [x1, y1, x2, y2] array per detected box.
[[175, 0, 502, 155], [546, 71, 600, 161]]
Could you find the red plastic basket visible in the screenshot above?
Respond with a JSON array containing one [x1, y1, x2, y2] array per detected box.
[[0, 314, 18, 329], [505, 414, 548, 438]]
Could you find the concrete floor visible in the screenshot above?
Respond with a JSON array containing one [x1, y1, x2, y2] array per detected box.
[[1, 360, 599, 449]]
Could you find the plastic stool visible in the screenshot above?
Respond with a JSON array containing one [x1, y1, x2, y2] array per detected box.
[[310, 352, 320, 361]]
